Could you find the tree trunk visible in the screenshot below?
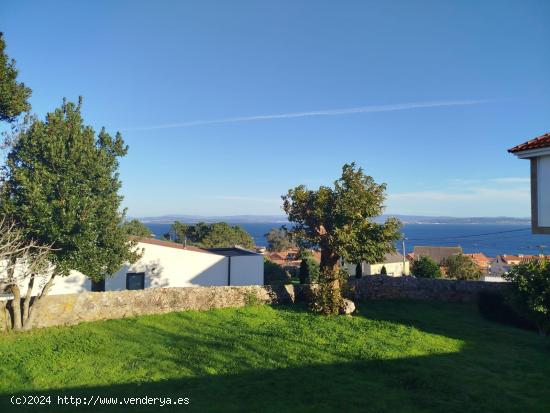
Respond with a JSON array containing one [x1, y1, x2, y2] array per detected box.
[[22, 274, 35, 324], [10, 284, 22, 331], [22, 273, 56, 331]]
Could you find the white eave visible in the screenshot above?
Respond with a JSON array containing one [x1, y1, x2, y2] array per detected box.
[[513, 147, 550, 159]]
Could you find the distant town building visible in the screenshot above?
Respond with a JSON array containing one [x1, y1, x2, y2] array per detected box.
[[489, 254, 549, 277], [464, 253, 492, 273], [413, 246, 463, 264], [344, 253, 410, 277]]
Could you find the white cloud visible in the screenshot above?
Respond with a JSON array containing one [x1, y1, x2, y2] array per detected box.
[[125, 99, 492, 131]]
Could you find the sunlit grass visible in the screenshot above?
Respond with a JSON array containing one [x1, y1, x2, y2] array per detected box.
[[0, 300, 548, 412]]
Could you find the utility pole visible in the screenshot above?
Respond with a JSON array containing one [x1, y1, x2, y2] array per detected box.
[[402, 235, 407, 276]]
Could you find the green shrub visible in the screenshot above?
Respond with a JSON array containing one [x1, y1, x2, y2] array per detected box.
[[478, 291, 537, 332], [442, 254, 482, 280], [504, 259, 550, 336], [299, 257, 320, 284], [380, 265, 387, 275], [264, 258, 290, 285], [310, 268, 344, 315], [412, 256, 442, 278]]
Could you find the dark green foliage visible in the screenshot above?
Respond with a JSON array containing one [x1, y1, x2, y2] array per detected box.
[[265, 227, 295, 252], [504, 259, 550, 336], [264, 258, 290, 285], [122, 219, 153, 238], [442, 254, 483, 280], [283, 163, 401, 313], [0, 98, 139, 279], [0, 33, 31, 122], [478, 291, 537, 332], [164, 221, 254, 249], [355, 263, 363, 279], [380, 265, 387, 275], [412, 256, 442, 278], [299, 257, 320, 284]]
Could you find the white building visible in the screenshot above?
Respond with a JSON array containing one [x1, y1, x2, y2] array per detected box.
[[345, 253, 410, 277], [5, 237, 264, 297], [509, 132, 550, 234]]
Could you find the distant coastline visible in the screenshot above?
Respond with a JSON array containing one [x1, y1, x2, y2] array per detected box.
[[135, 214, 530, 226]]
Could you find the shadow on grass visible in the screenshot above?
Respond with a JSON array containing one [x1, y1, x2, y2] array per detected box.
[[1, 301, 549, 413]]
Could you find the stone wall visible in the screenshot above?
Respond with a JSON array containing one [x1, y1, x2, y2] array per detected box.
[[350, 275, 509, 302], [0, 284, 298, 331], [0, 276, 510, 331]]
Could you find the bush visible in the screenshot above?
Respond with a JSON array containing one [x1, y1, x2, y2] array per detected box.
[[299, 258, 320, 284], [380, 265, 387, 275], [504, 259, 550, 336], [411, 256, 441, 278], [310, 268, 344, 315], [478, 292, 537, 332], [264, 258, 290, 285], [442, 254, 482, 280]]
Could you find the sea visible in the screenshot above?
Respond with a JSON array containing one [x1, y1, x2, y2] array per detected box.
[[144, 223, 550, 258]]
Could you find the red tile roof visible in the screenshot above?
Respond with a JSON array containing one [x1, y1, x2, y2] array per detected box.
[[508, 132, 550, 153]]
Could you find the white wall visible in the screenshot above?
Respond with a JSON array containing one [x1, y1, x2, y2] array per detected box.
[[4, 242, 265, 296], [538, 155, 550, 227], [344, 260, 410, 276], [230, 255, 264, 286]]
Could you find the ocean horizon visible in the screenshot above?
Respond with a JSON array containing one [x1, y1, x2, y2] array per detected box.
[[144, 222, 549, 258]]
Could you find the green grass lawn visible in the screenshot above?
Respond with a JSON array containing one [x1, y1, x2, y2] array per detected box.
[[0, 300, 548, 412]]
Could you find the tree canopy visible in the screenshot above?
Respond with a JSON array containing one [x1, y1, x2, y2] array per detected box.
[[411, 256, 442, 278], [442, 254, 482, 280], [265, 227, 295, 252], [0, 98, 140, 280], [0, 32, 31, 122], [122, 219, 153, 238], [165, 221, 254, 249], [283, 163, 401, 314]]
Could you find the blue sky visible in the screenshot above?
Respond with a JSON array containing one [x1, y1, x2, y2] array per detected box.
[[1, 0, 549, 217]]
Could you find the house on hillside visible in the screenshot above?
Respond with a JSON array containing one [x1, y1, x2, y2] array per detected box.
[[4, 237, 264, 297], [509, 132, 550, 234], [344, 253, 410, 276], [464, 253, 492, 274], [413, 246, 463, 264], [489, 254, 549, 278]]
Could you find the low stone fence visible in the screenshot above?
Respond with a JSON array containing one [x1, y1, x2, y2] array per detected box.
[[350, 275, 509, 302], [0, 284, 298, 331], [0, 276, 510, 331]]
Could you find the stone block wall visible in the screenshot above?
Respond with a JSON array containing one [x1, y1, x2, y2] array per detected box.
[[350, 275, 509, 302], [0, 276, 510, 331], [0, 284, 298, 331]]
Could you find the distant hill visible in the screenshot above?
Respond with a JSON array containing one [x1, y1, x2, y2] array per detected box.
[[135, 214, 530, 225]]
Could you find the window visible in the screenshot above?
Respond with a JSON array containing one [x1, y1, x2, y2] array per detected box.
[[91, 279, 105, 292], [126, 272, 145, 290]]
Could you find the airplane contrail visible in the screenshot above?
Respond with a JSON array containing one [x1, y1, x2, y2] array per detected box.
[[125, 99, 492, 131]]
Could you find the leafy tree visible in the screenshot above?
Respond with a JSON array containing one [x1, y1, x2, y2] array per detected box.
[[265, 227, 295, 252], [299, 257, 320, 284], [164, 221, 254, 249], [412, 256, 442, 278], [380, 265, 387, 275], [442, 254, 482, 280], [355, 263, 363, 279], [283, 163, 401, 314], [504, 259, 550, 337], [0, 32, 31, 122], [0, 98, 140, 328], [264, 257, 290, 285], [122, 219, 153, 238]]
